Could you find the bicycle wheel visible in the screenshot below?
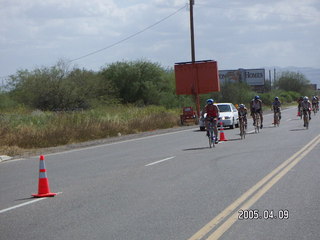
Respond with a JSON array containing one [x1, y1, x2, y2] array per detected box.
[[306, 118, 309, 129], [207, 121, 214, 148], [255, 114, 260, 133], [211, 133, 215, 148], [208, 129, 215, 148], [303, 113, 309, 129], [242, 124, 246, 139], [239, 119, 245, 139], [276, 112, 280, 127], [208, 135, 213, 148]]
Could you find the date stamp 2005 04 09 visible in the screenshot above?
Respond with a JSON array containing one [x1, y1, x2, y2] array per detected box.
[[238, 209, 289, 220]]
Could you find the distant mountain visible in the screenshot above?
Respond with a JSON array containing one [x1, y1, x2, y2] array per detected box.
[[265, 66, 320, 88]]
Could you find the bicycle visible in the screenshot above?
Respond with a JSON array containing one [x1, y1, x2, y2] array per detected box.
[[302, 109, 309, 129], [298, 106, 303, 119], [312, 104, 317, 115], [274, 111, 280, 127], [239, 115, 246, 139], [253, 112, 260, 133], [207, 117, 217, 148]]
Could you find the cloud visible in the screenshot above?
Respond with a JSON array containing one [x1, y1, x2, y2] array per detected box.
[[0, 0, 319, 78], [154, 0, 187, 8]]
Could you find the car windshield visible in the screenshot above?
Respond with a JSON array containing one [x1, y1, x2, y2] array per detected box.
[[218, 105, 231, 112]]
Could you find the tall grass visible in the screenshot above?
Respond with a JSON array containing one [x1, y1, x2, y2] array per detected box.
[[0, 105, 181, 156]]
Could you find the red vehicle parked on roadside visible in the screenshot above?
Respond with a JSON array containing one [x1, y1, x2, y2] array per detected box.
[[180, 107, 198, 125]]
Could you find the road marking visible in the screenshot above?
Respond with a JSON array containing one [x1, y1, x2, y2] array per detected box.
[[4, 128, 196, 162], [188, 134, 320, 240], [0, 198, 45, 214], [0, 192, 62, 214], [145, 156, 175, 167], [207, 135, 320, 239]]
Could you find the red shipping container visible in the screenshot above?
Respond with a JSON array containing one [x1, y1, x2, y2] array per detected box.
[[174, 60, 220, 95]]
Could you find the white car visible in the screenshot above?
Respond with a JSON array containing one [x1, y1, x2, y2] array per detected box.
[[199, 103, 239, 130]]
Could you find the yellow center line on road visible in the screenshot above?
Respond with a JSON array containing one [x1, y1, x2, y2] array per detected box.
[[188, 134, 320, 240]]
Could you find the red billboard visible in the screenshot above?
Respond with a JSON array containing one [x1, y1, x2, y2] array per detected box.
[[174, 60, 220, 95]]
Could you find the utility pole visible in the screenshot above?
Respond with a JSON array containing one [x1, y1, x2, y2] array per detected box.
[[190, 0, 195, 62], [189, 0, 200, 118]]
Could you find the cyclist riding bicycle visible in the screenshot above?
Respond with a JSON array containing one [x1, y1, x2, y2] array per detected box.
[[272, 97, 282, 123], [238, 104, 248, 129], [301, 96, 312, 124], [297, 96, 304, 116], [250, 95, 263, 129], [201, 99, 220, 144], [311, 96, 319, 111]]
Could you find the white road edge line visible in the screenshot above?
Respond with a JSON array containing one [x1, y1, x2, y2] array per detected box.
[[6, 128, 197, 162], [0, 198, 45, 214], [0, 192, 62, 214], [145, 156, 176, 167]]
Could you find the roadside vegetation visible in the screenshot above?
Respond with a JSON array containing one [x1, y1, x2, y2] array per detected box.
[[0, 59, 315, 156], [0, 105, 180, 156]]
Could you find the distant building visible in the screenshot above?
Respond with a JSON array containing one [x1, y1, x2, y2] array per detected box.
[[309, 84, 317, 91], [219, 68, 266, 92]]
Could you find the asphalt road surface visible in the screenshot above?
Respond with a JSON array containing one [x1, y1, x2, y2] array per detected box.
[[1, 107, 320, 240]]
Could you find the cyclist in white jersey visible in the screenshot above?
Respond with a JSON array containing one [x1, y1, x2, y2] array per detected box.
[[301, 96, 311, 121]]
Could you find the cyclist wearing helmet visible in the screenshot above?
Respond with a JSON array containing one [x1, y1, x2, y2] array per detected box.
[[311, 96, 319, 111], [201, 99, 220, 144], [238, 104, 248, 129], [250, 95, 263, 128], [301, 96, 312, 123], [297, 96, 304, 116], [272, 97, 282, 123]]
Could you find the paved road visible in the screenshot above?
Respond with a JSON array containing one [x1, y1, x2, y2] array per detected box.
[[1, 107, 319, 240]]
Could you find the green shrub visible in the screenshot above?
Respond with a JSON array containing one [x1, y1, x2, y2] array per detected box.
[[0, 92, 19, 110], [260, 90, 300, 106], [286, 91, 300, 102], [275, 71, 311, 95], [7, 61, 118, 111]]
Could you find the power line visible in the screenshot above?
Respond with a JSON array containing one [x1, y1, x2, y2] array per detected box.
[[0, 4, 187, 78], [196, 3, 318, 19], [69, 4, 188, 63]]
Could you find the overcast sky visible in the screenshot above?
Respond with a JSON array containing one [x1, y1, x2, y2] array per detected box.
[[1, 0, 319, 79]]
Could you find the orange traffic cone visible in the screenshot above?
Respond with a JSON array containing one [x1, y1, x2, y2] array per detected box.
[[32, 155, 56, 198], [219, 121, 228, 141]]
